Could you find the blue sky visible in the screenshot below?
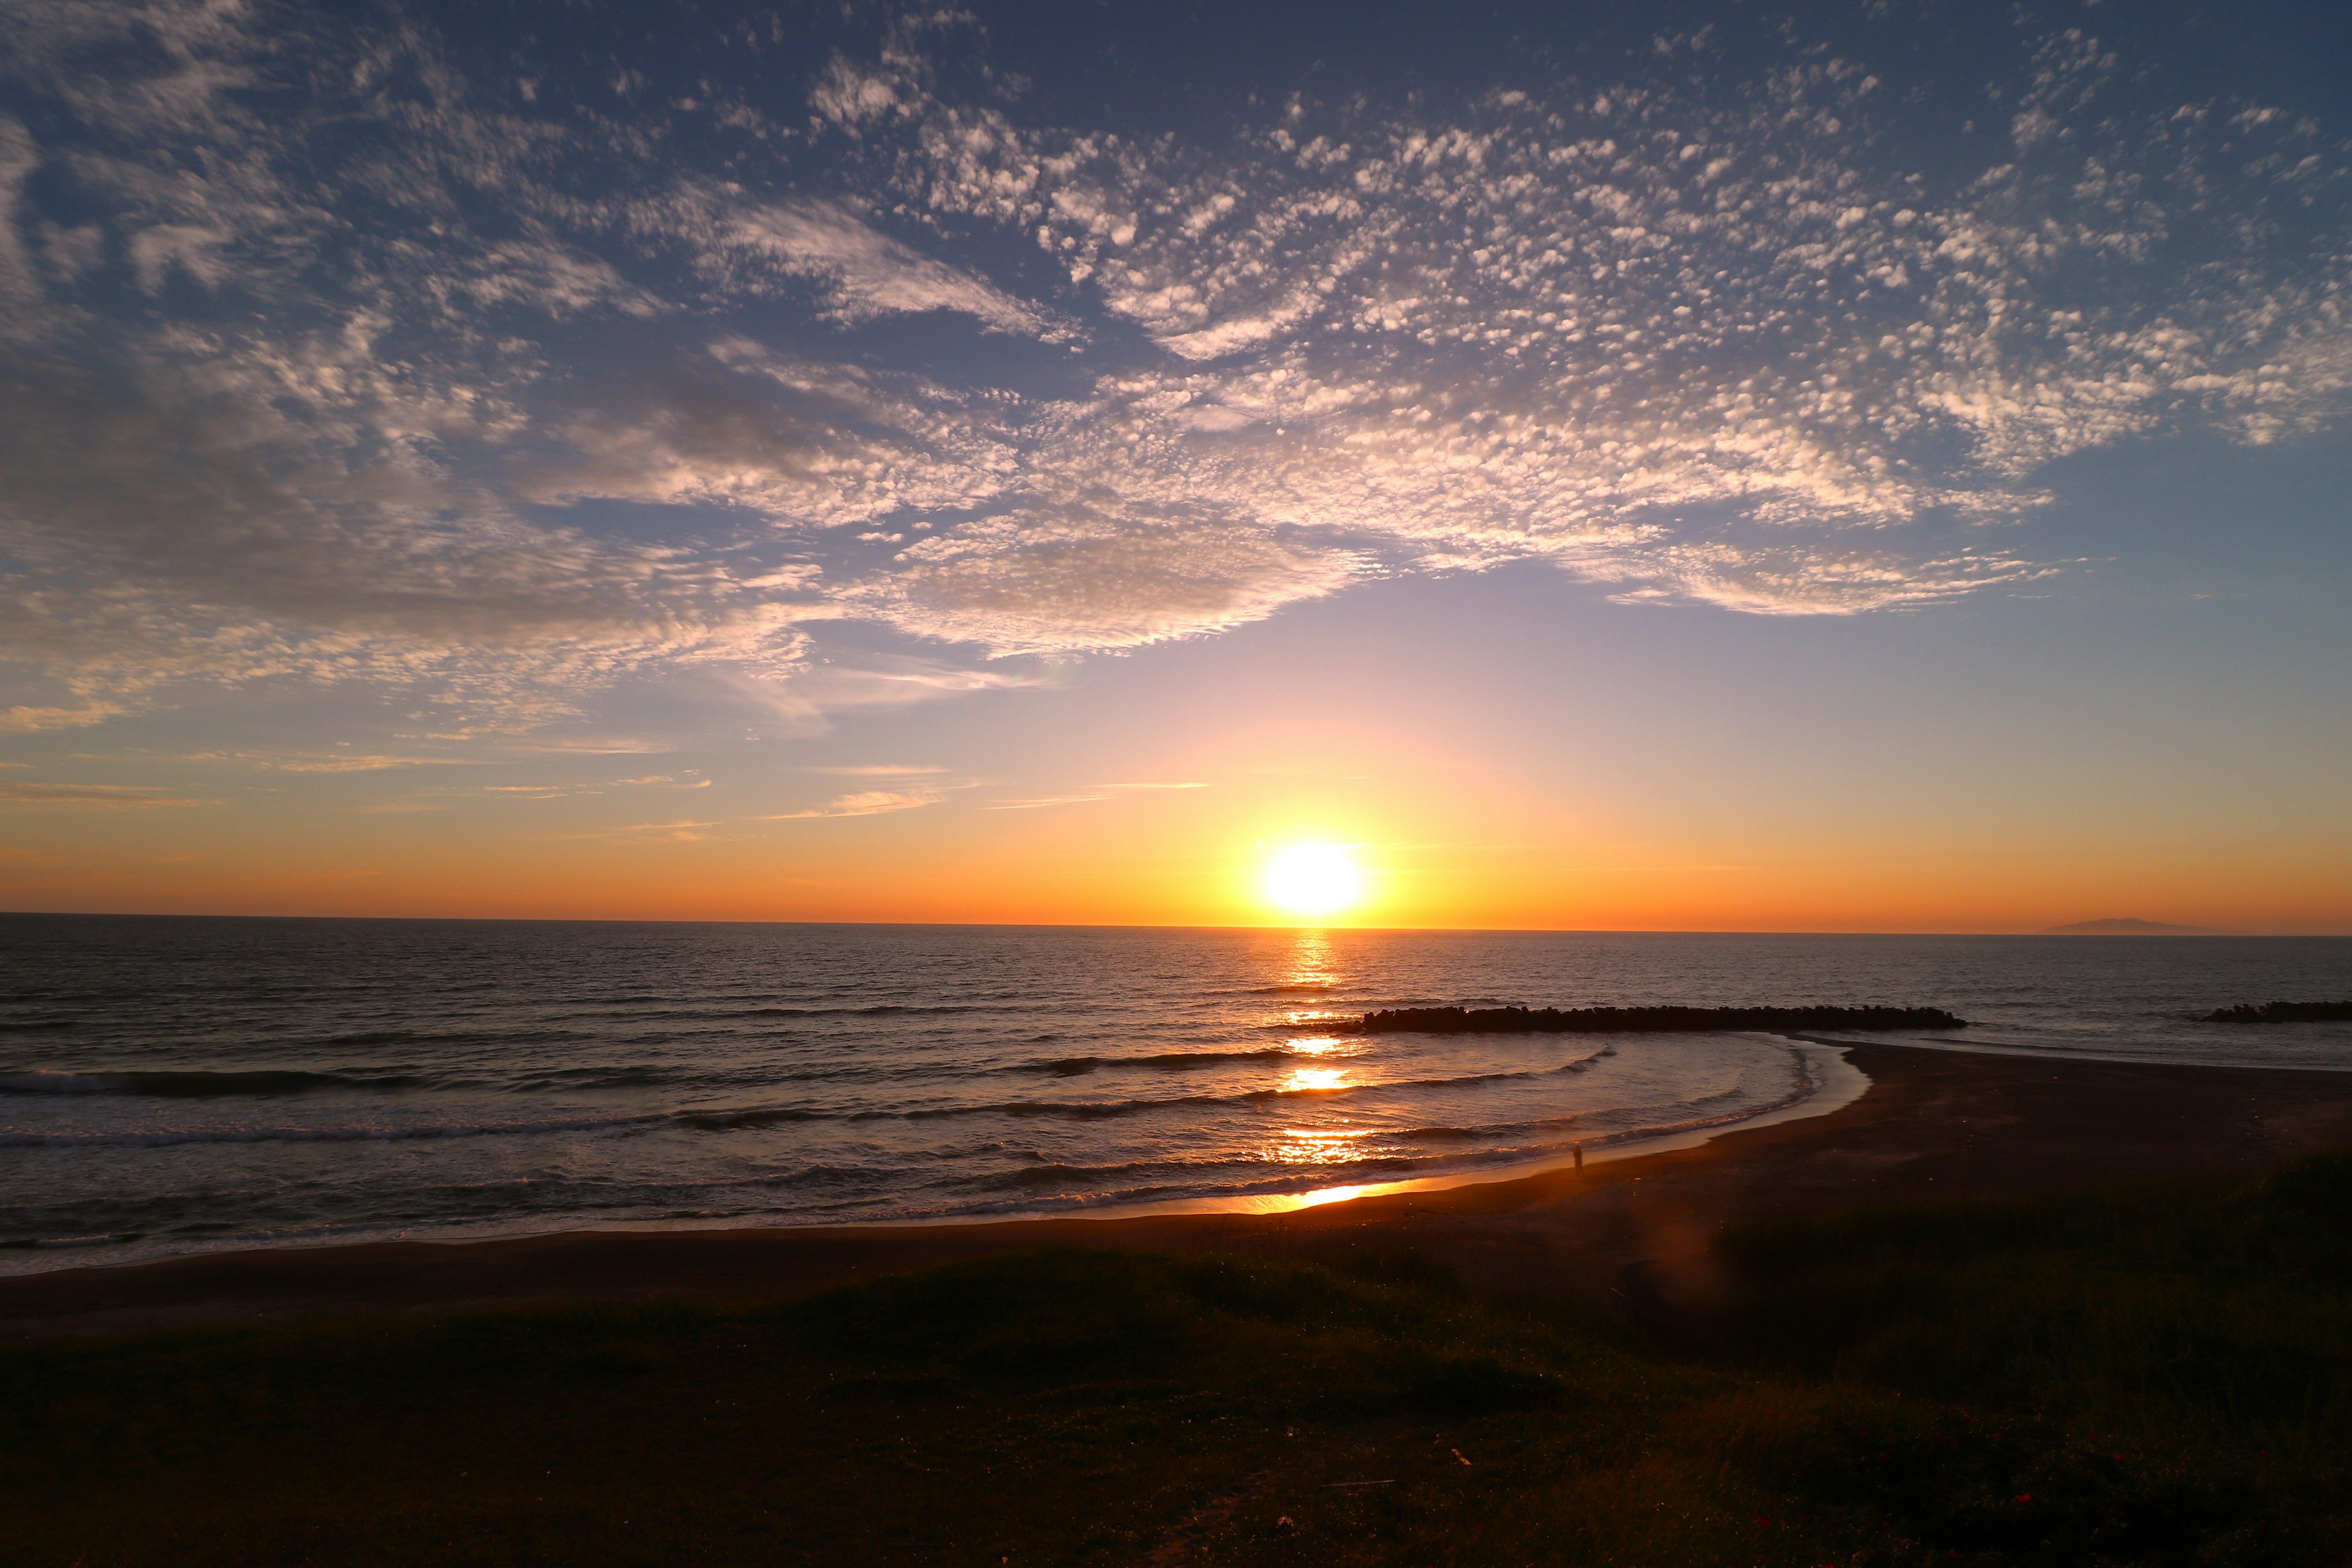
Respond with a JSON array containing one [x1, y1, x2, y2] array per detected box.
[[0, 0, 2346, 928]]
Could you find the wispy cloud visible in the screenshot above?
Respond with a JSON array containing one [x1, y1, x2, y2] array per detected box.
[[687, 195, 1072, 339], [0, 781, 208, 808], [982, 794, 1112, 811], [983, 778, 1210, 809], [590, 819, 720, 841], [1, 702, 129, 734], [796, 764, 949, 777], [181, 752, 472, 773], [755, 788, 946, 820]]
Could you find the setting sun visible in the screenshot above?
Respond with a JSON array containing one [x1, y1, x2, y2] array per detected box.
[[1261, 843, 1366, 919]]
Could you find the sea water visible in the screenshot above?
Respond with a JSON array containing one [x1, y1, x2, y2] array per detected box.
[[3, 916, 2348, 1273]]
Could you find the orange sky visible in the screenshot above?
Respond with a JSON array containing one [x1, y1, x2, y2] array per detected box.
[[9, 698, 2346, 932]]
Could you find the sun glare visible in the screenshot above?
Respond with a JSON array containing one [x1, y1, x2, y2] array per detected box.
[[1261, 843, 1365, 919]]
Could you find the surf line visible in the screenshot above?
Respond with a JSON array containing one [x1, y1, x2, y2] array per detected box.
[[807, 1035, 1875, 1231]]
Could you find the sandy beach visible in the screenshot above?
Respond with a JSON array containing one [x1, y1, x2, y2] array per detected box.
[[9, 1038, 2351, 1344]]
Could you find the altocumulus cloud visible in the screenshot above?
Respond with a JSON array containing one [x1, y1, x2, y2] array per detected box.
[[0, 1, 2343, 742]]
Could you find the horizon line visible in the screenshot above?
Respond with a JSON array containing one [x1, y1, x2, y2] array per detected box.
[[5, 910, 2343, 938]]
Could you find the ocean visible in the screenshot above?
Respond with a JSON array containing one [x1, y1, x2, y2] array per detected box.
[[4, 916, 2348, 1274]]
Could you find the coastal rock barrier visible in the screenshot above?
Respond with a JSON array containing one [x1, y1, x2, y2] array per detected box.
[[2204, 1000, 2352, 1023], [1347, 1004, 1968, 1035]]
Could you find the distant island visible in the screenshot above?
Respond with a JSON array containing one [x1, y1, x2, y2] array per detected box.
[[1351, 1004, 1967, 1035], [2205, 1001, 2352, 1024], [2043, 917, 2215, 935]]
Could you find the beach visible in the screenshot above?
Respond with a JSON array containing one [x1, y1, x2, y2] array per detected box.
[[12, 1038, 2352, 1343]]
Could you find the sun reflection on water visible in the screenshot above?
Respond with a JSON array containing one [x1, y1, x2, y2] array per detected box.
[[1281, 1066, 1351, 1092], [1290, 1185, 1367, 1209], [1267, 1126, 1376, 1165], [1284, 929, 1335, 989]]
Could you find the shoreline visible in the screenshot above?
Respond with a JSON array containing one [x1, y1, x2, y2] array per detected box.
[[1, 1035, 1866, 1281], [9, 1038, 2352, 1341]]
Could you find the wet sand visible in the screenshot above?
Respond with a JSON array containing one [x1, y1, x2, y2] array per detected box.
[[8, 1040, 2352, 1343]]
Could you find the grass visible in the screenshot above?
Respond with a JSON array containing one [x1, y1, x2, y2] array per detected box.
[[6, 1150, 2350, 1566]]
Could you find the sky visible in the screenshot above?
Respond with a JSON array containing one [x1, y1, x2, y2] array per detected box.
[[1, 0, 2347, 932]]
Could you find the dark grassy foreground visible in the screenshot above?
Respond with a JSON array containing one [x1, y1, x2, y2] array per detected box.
[[7, 1153, 2351, 1566]]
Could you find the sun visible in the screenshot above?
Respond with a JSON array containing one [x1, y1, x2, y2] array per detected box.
[[1261, 843, 1365, 919]]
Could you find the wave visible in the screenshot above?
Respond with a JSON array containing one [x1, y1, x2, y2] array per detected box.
[[672, 1105, 827, 1132], [669, 1048, 1627, 1129], [892, 1094, 1230, 1122], [1354, 1003, 1967, 1035], [1144, 1047, 1298, 1068], [974, 1159, 1155, 1191], [1400, 1121, 1545, 1142], [506, 1066, 668, 1092], [1009, 1047, 1290, 1076], [964, 1153, 1434, 1207], [1015, 1057, 1104, 1077], [728, 1003, 990, 1019], [0, 1110, 670, 1152], [0, 1068, 435, 1099], [831, 1058, 1616, 1124]]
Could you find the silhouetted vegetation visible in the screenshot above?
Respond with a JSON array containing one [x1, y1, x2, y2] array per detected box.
[[2204, 1000, 2352, 1023], [1352, 1003, 1967, 1034], [9, 1149, 2350, 1564]]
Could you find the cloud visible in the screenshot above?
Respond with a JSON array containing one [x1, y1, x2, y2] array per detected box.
[[836, 26, 2352, 609], [513, 344, 1014, 526], [448, 239, 665, 320], [0, 366, 814, 727], [797, 763, 948, 776], [589, 819, 720, 841], [0, 0, 2344, 749], [984, 778, 1207, 809], [688, 196, 1069, 337], [267, 755, 446, 772], [170, 751, 474, 772], [845, 503, 1366, 653], [0, 780, 207, 807], [755, 787, 946, 819], [0, 701, 130, 733]]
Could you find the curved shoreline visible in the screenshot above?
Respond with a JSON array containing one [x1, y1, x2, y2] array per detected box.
[[1043, 1036, 1869, 1224], [1, 1035, 1858, 1278], [12, 1039, 2352, 1343]]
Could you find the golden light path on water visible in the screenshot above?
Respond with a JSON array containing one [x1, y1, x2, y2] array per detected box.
[[1224, 1054, 1874, 1218], [1148, 926, 1881, 1221]]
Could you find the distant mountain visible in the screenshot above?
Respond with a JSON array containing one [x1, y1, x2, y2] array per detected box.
[[2043, 917, 2216, 936]]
